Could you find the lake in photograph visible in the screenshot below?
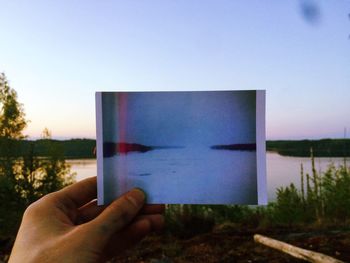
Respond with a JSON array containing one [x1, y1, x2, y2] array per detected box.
[[103, 147, 257, 204], [68, 152, 348, 202]]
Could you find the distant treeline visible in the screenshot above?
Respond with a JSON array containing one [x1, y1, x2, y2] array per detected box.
[[211, 143, 256, 151], [267, 139, 350, 157], [0, 138, 96, 159], [2, 138, 350, 159]]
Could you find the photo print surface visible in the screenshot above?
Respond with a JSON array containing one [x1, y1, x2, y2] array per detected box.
[[96, 90, 266, 205]]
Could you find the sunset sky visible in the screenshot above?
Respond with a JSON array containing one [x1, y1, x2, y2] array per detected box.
[[0, 1, 349, 140]]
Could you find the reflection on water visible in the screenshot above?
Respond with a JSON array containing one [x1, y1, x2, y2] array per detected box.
[[266, 152, 348, 200], [66, 159, 96, 181], [68, 152, 348, 202]]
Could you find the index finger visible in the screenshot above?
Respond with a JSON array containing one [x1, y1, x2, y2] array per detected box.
[[56, 177, 97, 208]]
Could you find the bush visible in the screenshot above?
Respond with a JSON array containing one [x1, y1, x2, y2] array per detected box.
[[322, 165, 350, 222], [269, 184, 306, 226], [165, 205, 215, 238]]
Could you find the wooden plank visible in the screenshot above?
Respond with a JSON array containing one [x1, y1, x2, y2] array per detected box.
[[254, 234, 344, 263]]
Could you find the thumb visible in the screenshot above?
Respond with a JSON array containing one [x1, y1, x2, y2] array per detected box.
[[81, 188, 146, 249]]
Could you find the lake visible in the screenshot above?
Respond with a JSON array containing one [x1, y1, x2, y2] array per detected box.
[[67, 152, 348, 202]]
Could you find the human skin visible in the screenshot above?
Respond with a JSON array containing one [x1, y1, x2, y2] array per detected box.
[[8, 177, 165, 263]]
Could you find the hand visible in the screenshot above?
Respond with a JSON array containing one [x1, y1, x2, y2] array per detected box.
[[9, 177, 165, 263]]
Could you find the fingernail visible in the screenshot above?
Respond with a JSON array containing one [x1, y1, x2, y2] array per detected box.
[[126, 188, 146, 208], [135, 187, 147, 202]]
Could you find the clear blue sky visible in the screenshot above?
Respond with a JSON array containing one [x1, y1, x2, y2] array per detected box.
[[0, 1, 349, 139]]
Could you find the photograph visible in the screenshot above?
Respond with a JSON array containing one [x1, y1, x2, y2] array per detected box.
[[96, 90, 266, 205]]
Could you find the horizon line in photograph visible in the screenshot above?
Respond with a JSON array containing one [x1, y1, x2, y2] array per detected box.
[[102, 142, 257, 157]]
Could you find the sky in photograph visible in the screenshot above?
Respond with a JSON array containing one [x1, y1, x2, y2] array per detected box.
[[0, 1, 349, 140], [102, 91, 256, 146]]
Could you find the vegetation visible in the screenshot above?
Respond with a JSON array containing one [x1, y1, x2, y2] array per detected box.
[[165, 153, 350, 238], [267, 139, 350, 157], [271, 152, 350, 226], [0, 73, 74, 240], [0, 138, 96, 159]]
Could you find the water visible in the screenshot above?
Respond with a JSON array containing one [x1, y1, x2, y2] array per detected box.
[[66, 159, 97, 182], [266, 152, 347, 200], [67, 152, 348, 202]]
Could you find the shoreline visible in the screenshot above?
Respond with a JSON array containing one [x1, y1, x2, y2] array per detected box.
[[2, 138, 350, 159]]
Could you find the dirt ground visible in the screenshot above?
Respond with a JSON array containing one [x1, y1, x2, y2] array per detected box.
[[1, 224, 349, 262], [112, 225, 350, 263]]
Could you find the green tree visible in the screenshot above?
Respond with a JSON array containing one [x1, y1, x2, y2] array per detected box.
[[34, 129, 75, 200], [0, 73, 26, 140], [0, 73, 26, 201], [16, 129, 75, 205], [0, 73, 28, 237], [0, 73, 74, 238], [322, 164, 350, 223], [272, 183, 305, 226]]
